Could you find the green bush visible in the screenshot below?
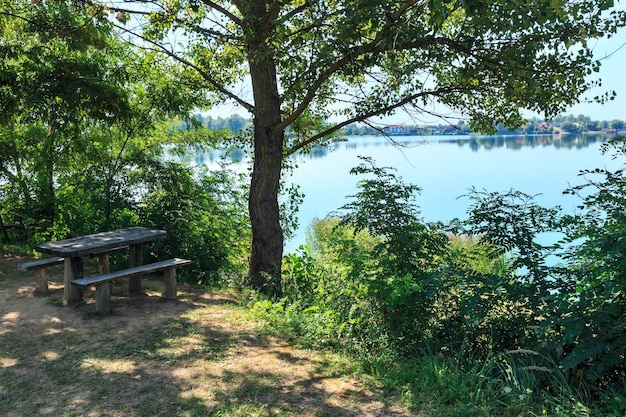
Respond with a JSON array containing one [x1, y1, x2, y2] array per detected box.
[[332, 157, 450, 353], [283, 217, 386, 354], [542, 138, 626, 390], [271, 148, 626, 413], [136, 160, 250, 286], [281, 159, 546, 358]]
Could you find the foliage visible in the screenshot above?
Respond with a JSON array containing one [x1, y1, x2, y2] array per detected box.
[[281, 218, 383, 351], [0, 0, 247, 284], [333, 156, 449, 353], [430, 236, 533, 355], [438, 154, 626, 391], [136, 160, 251, 286], [0, 0, 130, 125], [281, 160, 537, 359], [0, 0, 131, 240], [0, 1, 205, 241], [190, 114, 252, 132], [461, 187, 566, 283], [115, 0, 626, 137], [269, 147, 626, 413], [541, 137, 626, 388]]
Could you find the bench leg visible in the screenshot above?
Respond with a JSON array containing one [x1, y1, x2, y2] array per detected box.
[[128, 244, 143, 294], [163, 268, 177, 300], [95, 282, 112, 313], [34, 269, 49, 296]]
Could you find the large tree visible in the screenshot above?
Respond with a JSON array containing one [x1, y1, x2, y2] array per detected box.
[[0, 0, 133, 236], [0, 0, 209, 239], [92, 0, 623, 295]]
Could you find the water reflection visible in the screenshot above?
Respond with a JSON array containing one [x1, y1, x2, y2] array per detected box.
[[302, 133, 609, 159], [191, 148, 247, 166], [176, 132, 622, 253], [458, 133, 605, 152], [185, 133, 611, 166]]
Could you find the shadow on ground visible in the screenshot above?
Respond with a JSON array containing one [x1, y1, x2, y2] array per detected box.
[[0, 251, 410, 416]]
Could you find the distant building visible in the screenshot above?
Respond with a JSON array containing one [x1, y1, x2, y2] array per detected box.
[[382, 125, 417, 135]]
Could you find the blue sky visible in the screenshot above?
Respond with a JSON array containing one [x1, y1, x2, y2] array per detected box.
[[564, 17, 626, 121]]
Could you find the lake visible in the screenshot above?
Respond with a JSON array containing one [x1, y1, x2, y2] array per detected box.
[[192, 133, 623, 254], [283, 134, 622, 253]]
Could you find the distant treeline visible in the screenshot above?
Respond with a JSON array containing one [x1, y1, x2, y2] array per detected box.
[[192, 113, 626, 136], [350, 114, 626, 136], [191, 114, 251, 132]]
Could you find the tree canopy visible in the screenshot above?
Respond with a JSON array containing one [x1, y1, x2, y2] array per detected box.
[[0, 0, 214, 239]]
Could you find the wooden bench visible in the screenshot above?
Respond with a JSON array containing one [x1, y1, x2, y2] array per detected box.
[[18, 257, 65, 295], [17, 246, 130, 296], [71, 258, 191, 313]]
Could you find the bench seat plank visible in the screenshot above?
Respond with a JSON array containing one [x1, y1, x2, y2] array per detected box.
[[18, 257, 65, 296], [71, 258, 191, 313], [18, 257, 64, 271], [71, 258, 191, 287]]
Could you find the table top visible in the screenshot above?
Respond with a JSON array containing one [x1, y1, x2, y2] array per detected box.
[[35, 227, 167, 257]]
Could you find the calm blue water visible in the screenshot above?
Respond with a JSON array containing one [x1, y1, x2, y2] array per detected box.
[[191, 134, 623, 254], [284, 134, 622, 253]]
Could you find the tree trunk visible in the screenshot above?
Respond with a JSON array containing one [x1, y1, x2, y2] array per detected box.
[[245, 2, 284, 296], [247, 122, 284, 296], [0, 213, 9, 242]]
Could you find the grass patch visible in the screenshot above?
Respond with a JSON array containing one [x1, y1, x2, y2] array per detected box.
[[1, 258, 400, 416], [353, 348, 607, 417]]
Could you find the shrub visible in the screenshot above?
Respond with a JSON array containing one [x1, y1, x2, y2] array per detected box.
[[274, 150, 626, 412], [542, 138, 626, 389], [136, 160, 250, 286]]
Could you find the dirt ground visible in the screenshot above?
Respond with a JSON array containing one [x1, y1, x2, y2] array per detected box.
[[0, 251, 411, 416]]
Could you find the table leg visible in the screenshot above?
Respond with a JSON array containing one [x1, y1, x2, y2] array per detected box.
[[64, 257, 83, 302], [95, 253, 112, 312], [97, 254, 110, 274], [128, 243, 143, 294], [163, 268, 177, 300]]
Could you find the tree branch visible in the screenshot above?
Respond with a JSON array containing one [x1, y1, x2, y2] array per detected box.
[[198, 0, 242, 26], [277, 1, 425, 130], [275, 0, 309, 26], [112, 23, 254, 112], [284, 85, 463, 156]]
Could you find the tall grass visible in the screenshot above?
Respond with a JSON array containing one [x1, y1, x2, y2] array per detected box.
[[248, 293, 606, 416]]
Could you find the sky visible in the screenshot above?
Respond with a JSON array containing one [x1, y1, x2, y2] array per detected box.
[[563, 17, 626, 121]]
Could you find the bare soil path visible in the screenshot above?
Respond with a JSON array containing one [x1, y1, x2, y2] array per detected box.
[[0, 251, 411, 416]]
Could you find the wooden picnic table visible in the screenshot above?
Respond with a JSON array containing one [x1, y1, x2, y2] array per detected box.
[[35, 226, 166, 302]]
